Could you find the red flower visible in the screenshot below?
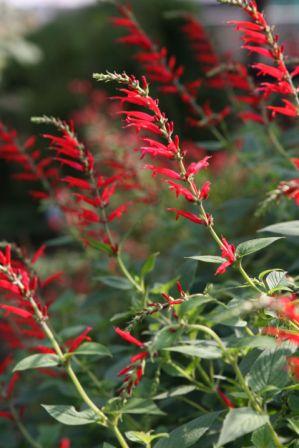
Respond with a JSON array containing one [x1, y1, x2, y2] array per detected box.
[[115, 327, 144, 348], [264, 327, 299, 345], [167, 208, 208, 225], [66, 327, 92, 353], [215, 237, 236, 275], [217, 387, 235, 408], [59, 438, 71, 448], [287, 357, 299, 380]]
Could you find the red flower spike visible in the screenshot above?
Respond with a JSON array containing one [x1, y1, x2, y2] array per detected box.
[[215, 237, 236, 276], [115, 327, 144, 348]]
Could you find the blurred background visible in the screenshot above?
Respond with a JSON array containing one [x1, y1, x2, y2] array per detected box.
[[0, 0, 299, 245]]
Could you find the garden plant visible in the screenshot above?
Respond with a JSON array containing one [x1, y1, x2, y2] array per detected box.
[[0, 0, 298, 447]]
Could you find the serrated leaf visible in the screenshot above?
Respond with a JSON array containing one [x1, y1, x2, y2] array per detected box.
[[251, 424, 274, 447], [186, 255, 226, 263], [42, 405, 98, 425], [154, 412, 220, 448], [227, 336, 277, 350], [97, 276, 132, 290], [141, 252, 159, 278], [259, 221, 299, 236], [13, 354, 59, 372], [265, 270, 287, 290], [247, 348, 292, 392], [164, 341, 222, 359], [236, 237, 283, 258], [217, 408, 268, 446], [72, 342, 111, 358]]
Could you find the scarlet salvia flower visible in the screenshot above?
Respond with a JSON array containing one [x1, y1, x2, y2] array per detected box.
[[66, 326, 92, 352], [111, 5, 229, 131], [0, 122, 58, 201], [287, 357, 299, 380], [264, 327, 299, 345], [115, 327, 148, 395], [94, 72, 214, 229], [224, 0, 299, 117], [215, 237, 236, 275], [217, 387, 235, 408], [115, 327, 144, 348]]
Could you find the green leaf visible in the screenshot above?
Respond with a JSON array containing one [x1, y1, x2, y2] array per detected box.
[[150, 277, 179, 295], [154, 385, 196, 400], [227, 336, 277, 350], [150, 327, 183, 352], [121, 398, 165, 416], [42, 405, 98, 425], [71, 342, 111, 358], [259, 220, 299, 236], [154, 412, 220, 448], [141, 252, 159, 278], [96, 276, 132, 290], [164, 341, 222, 359], [265, 270, 287, 291], [86, 237, 113, 255], [236, 237, 283, 258], [251, 425, 275, 448], [186, 255, 225, 264], [216, 408, 268, 446], [126, 431, 168, 445], [247, 347, 292, 392], [13, 354, 59, 372]]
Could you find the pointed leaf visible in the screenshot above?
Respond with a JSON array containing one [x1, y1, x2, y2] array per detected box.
[[72, 342, 111, 358], [186, 255, 226, 264], [259, 221, 299, 236], [154, 412, 220, 448], [247, 347, 293, 392], [13, 354, 59, 372], [217, 408, 268, 446], [251, 425, 276, 448], [96, 276, 132, 290], [42, 404, 98, 425], [236, 237, 283, 258]]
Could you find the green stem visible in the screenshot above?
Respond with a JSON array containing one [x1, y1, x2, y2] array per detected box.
[[237, 260, 263, 294], [117, 253, 144, 293], [9, 402, 42, 448], [109, 423, 130, 448]]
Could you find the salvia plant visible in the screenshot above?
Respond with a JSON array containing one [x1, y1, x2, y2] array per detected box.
[[0, 1, 298, 447]]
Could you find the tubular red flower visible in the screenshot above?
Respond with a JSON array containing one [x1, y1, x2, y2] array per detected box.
[[66, 327, 92, 353], [0, 305, 33, 319], [167, 208, 208, 225], [115, 327, 144, 348], [217, 387, 235, 408]]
